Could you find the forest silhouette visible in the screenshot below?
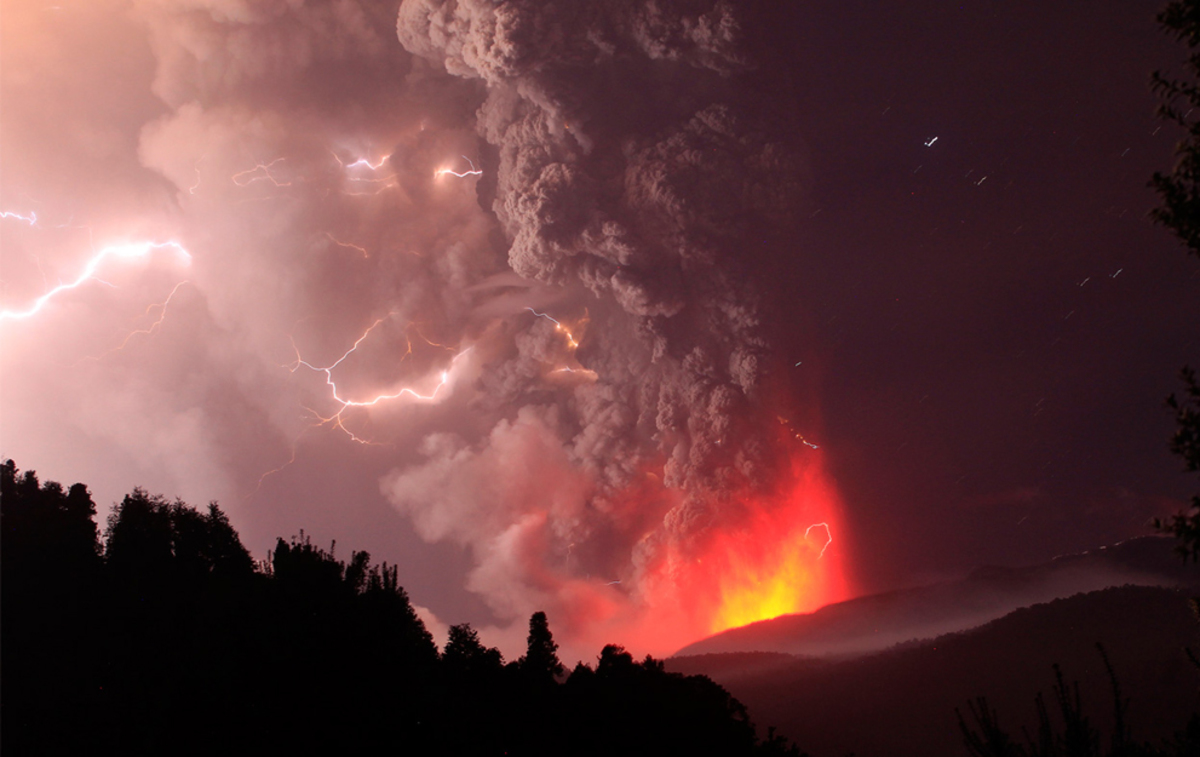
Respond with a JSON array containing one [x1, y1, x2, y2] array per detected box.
[[0, 459, 803, 756]]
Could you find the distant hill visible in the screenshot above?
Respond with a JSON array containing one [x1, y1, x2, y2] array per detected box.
[[676, 536, 1198, 659], [669, 584, 1200, 757]]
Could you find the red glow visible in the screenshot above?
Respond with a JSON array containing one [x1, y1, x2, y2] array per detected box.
[[634, 451, 850, 653]]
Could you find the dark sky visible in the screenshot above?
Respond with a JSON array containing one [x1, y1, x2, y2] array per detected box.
[[778, 1, 1200, 589], [0, 0, 1196, 659]]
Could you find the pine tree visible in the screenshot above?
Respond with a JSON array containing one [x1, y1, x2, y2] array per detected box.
[[519, 611, 565, 681]]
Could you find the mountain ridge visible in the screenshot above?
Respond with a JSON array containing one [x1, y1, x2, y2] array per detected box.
[[676, 536, 1197, 659]]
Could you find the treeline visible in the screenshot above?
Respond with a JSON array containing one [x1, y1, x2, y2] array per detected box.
[[0, 460, 801, 757]]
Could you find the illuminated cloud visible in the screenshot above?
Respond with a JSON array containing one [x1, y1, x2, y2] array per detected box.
[[1, 0, 840, 660]]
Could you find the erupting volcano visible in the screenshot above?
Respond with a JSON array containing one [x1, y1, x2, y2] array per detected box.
[[2, 0, 855, 660], [630, 449, 849, 653]]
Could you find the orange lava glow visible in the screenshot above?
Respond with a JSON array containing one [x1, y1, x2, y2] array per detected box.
[[636, 451, 850, 652]]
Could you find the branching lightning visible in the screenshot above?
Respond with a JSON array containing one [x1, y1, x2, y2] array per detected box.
[[334, 152, 393, 171], [333, 151, 399, 194], [526, 307, 580, 349], [435, 156, 482, 179], [77, 280, 191, 363], [804, 522, 833, 559], [0, 240, 192, 322], [1, 210, 38, 225], [284, 316, 470, 442], [232, 158, 292, 187], [324, 232, 369, 259], [188, 163, 203, 195], [250, 445, 301, 497], [255, 319, 468, 489]]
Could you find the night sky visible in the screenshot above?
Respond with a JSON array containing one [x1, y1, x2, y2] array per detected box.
[[1, 0, 1197, 660]]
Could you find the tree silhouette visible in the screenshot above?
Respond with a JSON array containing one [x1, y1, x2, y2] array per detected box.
[[956, 646, 1195, 757], [1157, 368, 1200, 560], [519, 610, 565, 682], [443, 622, 505, 674], [2, 459, 100, 582], [1, 461, 104, 756], [2, 459, 804, 756], [1150, 0, 1200, 560], [1151, 0, 1200, 257]]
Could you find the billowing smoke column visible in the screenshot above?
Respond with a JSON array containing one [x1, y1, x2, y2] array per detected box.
[[387, 0, 846, 654], [1, 0, 845, 659]]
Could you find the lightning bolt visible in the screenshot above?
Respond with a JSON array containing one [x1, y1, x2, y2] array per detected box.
[[0, 240, 192, 322], [188, 159, 204, 195], [324, 232, 369, 259], [776, 416, 820, 450], [526, 307, 580, 349], [285, 316, 470, 441], [331, 151, 400, 195], [804, 522, 833, 559], [435, 156, 482, 179], [77, 280, 191, 363], [232, 158, 292, 187], [342, 178, 399, 195], [1, 210, 38, 225], [334, 152, 393, 171], [550, 366, 598, 380]]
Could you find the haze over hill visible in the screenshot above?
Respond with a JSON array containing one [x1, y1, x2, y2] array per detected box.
[[670, 583, 1200, 757], [676, 536, 1196, 659]]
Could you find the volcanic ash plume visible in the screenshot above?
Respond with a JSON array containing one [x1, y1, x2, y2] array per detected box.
[[24, 0, 851, 656], [387, 0, 845, 654]]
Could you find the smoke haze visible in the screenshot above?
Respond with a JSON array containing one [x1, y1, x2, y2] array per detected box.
[[1, 0, 840, 658], [5, 0, 1192, 660]]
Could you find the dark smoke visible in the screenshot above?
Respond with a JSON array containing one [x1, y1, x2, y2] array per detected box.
[[2, 0, 815, 656], [389, 0, 812, 645]]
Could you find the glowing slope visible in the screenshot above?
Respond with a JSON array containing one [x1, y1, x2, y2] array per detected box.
[[630, 451, 850, 654]]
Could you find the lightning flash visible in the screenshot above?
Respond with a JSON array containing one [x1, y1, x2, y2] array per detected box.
[[78, 280, 192, 363], [324, 232, 370, 259], [1, 210, 38, 225], [232, 158, 292, 187], [333, 151, 399, 195], [804, 522, 833, 559], [0, 240, 192, 322], [435, 156, 482, 179], [286, 316, 470, 441], [526, 307, 580, 349], [335, 153, 393, 171]]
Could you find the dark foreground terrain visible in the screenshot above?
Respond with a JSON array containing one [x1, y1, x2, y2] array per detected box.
[[672, 584, 1200, 757], [677, 537, 1199, 659], [1, 461, 797, 757], [7, 459, 1200, 757]]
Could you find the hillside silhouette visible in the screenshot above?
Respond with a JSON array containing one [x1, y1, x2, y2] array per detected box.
[[0, 460, 800, 757], [676, 537, 1199, 659], [7, 459, 1199, 757], [671, 584, 1200, 757]]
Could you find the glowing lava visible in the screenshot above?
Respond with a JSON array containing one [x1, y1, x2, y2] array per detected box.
[[639, 450, 849, 646], [704, 462, 846, 633]]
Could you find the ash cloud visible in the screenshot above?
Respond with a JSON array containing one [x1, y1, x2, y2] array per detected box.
[[1, 0, 813, 657], [388, 0, 812, 650]]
